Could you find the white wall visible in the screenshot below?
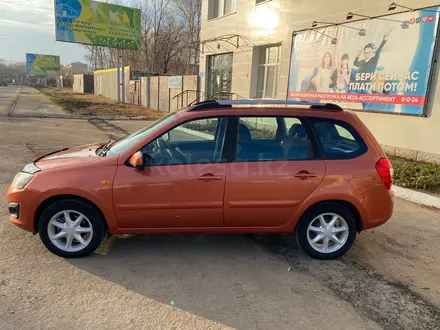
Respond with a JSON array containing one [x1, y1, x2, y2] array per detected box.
[[94, 67, 130, 102], [200, 0, 440, 160]]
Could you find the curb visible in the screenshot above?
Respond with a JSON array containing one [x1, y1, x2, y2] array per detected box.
[[393, 186, 440, 209], [8, 113, 152, 120]]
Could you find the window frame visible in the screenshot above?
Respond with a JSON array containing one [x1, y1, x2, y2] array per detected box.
[[307, 117, 368, 160], [208, 0, 237, 20], [133, 116, 235, 167], [255, 45, 281, 99], [230, 115, 321, 163], [256, 0, 272, 4]]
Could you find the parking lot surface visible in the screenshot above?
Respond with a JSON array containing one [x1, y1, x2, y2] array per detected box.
[[0, 87, 439, 329]]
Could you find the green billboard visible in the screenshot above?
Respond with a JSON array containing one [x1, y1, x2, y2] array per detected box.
[[26, 54, 61, 77], [55, 0, 141, 50]]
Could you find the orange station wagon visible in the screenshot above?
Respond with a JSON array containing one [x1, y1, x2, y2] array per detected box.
[[7, 100, 394, 259]]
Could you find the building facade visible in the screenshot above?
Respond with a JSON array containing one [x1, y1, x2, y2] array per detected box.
[[64, 62, 88, 76], [199, 0, 440, 162]]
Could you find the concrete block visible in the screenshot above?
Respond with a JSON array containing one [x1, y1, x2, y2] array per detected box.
[[395, 147, 417, 160], [169, 88, 181, 111], [183, 76, 198, 91], [149, 77, 159, 110], [416, 151, 440, 165], [159, 90, 169, 112], [140, 77, 148, 107], [381, 144, 396, 157]]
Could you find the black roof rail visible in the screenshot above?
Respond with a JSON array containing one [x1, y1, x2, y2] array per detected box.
[[187, 100, 342, 111], [187, 100, 230, 111]]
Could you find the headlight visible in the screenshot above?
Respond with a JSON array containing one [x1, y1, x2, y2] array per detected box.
[[11, 172, 34, 190], [22, 163, 40, 174]]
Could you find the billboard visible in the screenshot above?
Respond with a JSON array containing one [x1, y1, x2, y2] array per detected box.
[[54, 0, 141, 50], [26, 54, 61, 77], [287, 7, 440, 115]]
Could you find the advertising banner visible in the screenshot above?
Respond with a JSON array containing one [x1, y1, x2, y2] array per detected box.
[[26, 53, 61, 77], [168, 76, 183, 89], [287, 7, 440, 115], [55, 0, 141, 50]]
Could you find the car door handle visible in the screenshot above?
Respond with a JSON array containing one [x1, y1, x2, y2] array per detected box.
[[198, 173, 222, 181], [294, 171, 318, 180]]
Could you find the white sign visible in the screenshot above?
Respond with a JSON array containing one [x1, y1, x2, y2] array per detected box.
[[168, 76, 182, 89]]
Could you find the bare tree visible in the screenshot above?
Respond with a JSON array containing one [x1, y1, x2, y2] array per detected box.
[[157, 14, 186, 73], [83, 0, 201, 75], [174, 0, 202, 74]]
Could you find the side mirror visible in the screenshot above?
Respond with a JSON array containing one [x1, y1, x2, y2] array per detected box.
[[163, 132, 171, 142], [129, 151, 144, 171]]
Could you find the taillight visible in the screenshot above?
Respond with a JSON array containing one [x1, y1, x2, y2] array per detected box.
[[375, 158, 393, 190]]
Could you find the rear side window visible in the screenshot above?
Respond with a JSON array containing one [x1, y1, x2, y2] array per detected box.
[[311, 119, 367, 159]]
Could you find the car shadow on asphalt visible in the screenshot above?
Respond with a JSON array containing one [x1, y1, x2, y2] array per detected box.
[[68, 233, 314, 329]]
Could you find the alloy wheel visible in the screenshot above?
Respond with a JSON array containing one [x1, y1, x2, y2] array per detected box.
[[306, 213, 349, 254], [47, 210, 93, 252]]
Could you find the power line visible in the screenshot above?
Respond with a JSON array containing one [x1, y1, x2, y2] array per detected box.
[[0, 36, 61, 45], [0, 36, 88, 50], [0, 25, 54, 33]]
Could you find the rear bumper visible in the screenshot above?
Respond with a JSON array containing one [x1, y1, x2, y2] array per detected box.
[[7, 186, 41, 233], [358, 186, 394, 230]]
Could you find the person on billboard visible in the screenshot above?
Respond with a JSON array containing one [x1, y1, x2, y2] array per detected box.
[[353, 29, 393, 88], [311, 52, 334, 92], [332, 53, 351, 92]]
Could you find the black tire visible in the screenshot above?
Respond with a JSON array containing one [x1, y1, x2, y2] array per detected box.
[[38, 199, 106, 258], [296, 203, 357, 260]]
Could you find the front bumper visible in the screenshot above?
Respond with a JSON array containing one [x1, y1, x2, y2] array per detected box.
[[7, 186, 41, 233], [8, 202, 19, 219]]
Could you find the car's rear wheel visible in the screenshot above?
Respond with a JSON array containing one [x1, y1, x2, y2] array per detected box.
[[296, 203, 357, 260], [38, 199, 106, 258]]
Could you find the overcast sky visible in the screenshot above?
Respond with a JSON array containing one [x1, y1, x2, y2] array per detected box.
[[0, 0, 139, 65]]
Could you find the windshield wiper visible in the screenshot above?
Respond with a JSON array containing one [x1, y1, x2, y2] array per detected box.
[[98, 140, 114, 156]]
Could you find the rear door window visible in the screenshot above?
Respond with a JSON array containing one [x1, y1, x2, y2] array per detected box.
[[239, 117, 278, 139], [236, 116, 313, 161], [311, 119, 367, 159]]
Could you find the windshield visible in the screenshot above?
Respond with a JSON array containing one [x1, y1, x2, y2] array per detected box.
[[106, 112, 178, 156]]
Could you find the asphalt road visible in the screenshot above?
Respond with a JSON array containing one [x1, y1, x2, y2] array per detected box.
[[0, 87, 439, 329], [0, 85, 21, 115]]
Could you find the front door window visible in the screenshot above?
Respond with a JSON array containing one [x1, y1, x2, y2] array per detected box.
[[143, 117, 228, 165]]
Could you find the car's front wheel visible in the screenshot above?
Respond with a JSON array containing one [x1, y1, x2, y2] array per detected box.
[[296, 203, 357, 260], [38, 199, 106, 258]]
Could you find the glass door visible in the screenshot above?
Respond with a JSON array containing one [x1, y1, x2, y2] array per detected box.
[[207, 53, 233, 100]]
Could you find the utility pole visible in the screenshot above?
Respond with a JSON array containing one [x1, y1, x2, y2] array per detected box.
[[116, 48, 120, 103], [121, 49, 125, 104]]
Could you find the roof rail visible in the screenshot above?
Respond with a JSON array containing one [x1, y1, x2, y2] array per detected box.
[[187, 99, 342, 111]]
